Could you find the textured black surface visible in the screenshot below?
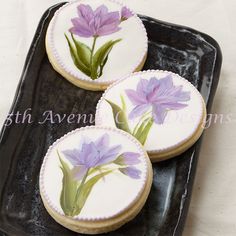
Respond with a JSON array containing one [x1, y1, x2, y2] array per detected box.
[[0, 2, 222, 236]]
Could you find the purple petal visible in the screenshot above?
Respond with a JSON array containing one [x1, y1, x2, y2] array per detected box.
[[70, 4, 122, 37], [106, 144, 122, 155], [94, 4, 108, 15], [96, 22, 121, 36], [120, 166, 141, 179], [96, 10, 121, 36], [152, 105, 168, 124], [137, 79, 149, 96], [62, 149, 81, 166], [159, 75, 173, 91], [129, 104, 150, 120], [71, 165, 88, 180], [146, 78, 161, 102], [121, 6, 133, 20], [96, 145, 122, 166], [147, 77, 160, 93], [62, 134, 123, 171], [88, 18, 98, 36], [126, 75, 190, 124], [69, 27, 93, 38], [82, 142, 101, 168], [150, 76, 173, 99], [125, 89, 147, 105], [122, 152, 141, 164], [95, 133, 109, 147], [174, 89, 191, 101], [115, 152, 141, 165], [79, 142, 92, 162], [161, 102, 188, 110], [77, 4, 94, 22], [94, 10, 121, 36], [162, 85, 189, 101], [148, 76, 190, 108], [103, 11, 120, 23], [70, 18, 93, 37]]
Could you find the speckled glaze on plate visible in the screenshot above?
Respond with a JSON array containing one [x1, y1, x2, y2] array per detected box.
[[0, 2, 222, 236]]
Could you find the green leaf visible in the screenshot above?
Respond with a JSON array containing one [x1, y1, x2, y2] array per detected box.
[[71, 33, 91, 68], [120, 95, 126, 111], [64, 34, 91, 76], [88, 167, 102, 176], [73, 171, 112, 215], [133, 117, 150, 139], [58, 152, 78, 216], [64, 34, 79, 65], [106, 99, 131, 134], [134, 118, 154, 145], [98, 53, 108, 77], [91, 39, 122, 79]]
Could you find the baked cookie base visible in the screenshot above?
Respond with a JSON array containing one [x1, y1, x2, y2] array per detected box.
[[40, 154, 153, 234]]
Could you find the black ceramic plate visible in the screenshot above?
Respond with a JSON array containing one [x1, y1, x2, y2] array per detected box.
[[0, 2, 222, 236]]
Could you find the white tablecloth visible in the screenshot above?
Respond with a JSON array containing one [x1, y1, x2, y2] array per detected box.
[[0, 1, 236, 235]]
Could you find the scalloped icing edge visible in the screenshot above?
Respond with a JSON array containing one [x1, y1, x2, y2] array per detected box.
[[46, 0, 148, 87], [39, 126, 149, 222], [95, 69, 207, 155]]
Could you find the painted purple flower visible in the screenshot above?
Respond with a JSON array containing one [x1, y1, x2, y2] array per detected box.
[[119, 166, 141, 179], [69, 4, 121, 38], [125, 75, 191, 124], [114, 152, 141, 165], [62, 134, 121, 180], [121, 6, 133, 21]]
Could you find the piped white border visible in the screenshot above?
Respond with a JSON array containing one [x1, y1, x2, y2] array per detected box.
[[47, 0, 148, 86], [39, 126, 148, 221], [95, 69, 205, 154]]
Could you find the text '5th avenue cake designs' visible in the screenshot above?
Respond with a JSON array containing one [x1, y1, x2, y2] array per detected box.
[[46, 0, 148, 91], [39, 126, 153, 234], [95, 70, 207, 162]]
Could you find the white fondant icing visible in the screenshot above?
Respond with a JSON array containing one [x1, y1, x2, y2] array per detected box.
[[95, 70, 205, 153], [47, 0, 147, 85], [40, 126, 148, 221]]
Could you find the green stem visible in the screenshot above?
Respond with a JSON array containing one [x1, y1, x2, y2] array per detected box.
[[132, 111, 152, 135], [72, 169, 89, 215], [90, 36, 97, 68], [138, 118, 154, 145], [142, 111, 152, 120]]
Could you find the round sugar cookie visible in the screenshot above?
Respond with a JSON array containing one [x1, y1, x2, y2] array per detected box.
[[39, 126, 152, 234], [46, 0, 148, 91], [95, 70, 207, 162]]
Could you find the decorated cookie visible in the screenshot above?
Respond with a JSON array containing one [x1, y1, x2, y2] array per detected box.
[[46, 0, 148, 91], [39, 126, 152, 234], [95, 70, 207, 162]]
